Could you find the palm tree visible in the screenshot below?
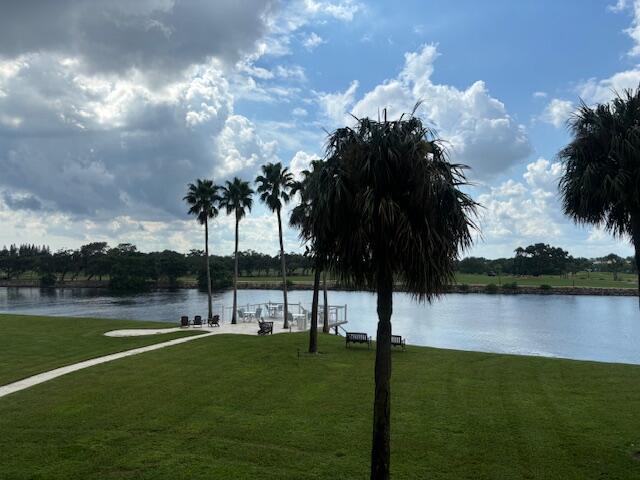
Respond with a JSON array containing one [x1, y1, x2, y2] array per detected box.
[[314, 109, 477, 479], [290, 160, 329, 353], [256, 162, 294, 328], [558, 87, 640, 305], [219, 177, 254, 324], [184, 179, 220, 321]]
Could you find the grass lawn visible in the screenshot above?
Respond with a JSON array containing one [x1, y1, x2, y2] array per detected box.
[[455, 271, 639, 289], [1, 321, 640, 479], [0, 314, 201, 385], [235, 271, 639, 289]]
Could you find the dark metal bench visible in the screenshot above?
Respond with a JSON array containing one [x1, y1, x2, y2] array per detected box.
[[258, 321, 273, 336], [345, 332, 371, 348], [391, 335, 406, 351]]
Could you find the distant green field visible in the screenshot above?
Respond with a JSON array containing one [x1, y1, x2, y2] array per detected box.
[[235, 271, 638, 289], [454, 271, 638, 289]]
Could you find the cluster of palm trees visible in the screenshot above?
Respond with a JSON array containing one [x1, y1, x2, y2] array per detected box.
[[184, 163, 294, 325], [183, 87, 640, 479]]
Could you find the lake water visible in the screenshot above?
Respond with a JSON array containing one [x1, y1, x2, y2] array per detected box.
[[1, 287, 639, 365]]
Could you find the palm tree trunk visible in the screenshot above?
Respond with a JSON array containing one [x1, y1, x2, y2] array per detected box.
[[232, 215, 239, 324], [277, 208, 289, 329], [205, 219, 213, 321], [322, 270, 329, 333], [371, 271, 393, 480], [309, 266, 320, 353], [632, 215, 640, 309]]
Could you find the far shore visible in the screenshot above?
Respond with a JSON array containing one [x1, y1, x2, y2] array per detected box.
[[0, 279, 637, 297]]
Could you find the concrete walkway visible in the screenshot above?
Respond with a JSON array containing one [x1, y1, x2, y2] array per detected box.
[[0, 321, 289, 399]]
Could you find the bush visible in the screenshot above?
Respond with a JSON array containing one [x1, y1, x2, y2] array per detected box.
[[539, 284, 552, 291], [485, 283, 498, 294], [458, 283, 470, 292], [198, 269, 233, 291], [40, 273, 57, 288], [501, 281, 518, 291], [109, 274, 150, 293]]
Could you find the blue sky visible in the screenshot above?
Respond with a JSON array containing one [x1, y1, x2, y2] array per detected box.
[[0, 0, 639, 258]]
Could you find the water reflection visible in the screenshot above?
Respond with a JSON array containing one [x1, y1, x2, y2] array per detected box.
[[0, 287, 638, 365]]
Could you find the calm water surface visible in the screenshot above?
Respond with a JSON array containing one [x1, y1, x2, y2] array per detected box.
[[1, 287, 639, 365]]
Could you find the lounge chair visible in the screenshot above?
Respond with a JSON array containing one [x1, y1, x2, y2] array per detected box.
[[258, 320, 273, 335], [180, 316, 189, 327], [193, 315, 203, 328], [208, 314, 220, 327]]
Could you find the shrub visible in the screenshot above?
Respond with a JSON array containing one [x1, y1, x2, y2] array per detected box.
[[458, 283, 470, 292], [198, 269, 233, 291], [539, 284, 552, 291], [501, 281, 518, 291], [485, 283, 498, 294], [40, 273, 57, 288]]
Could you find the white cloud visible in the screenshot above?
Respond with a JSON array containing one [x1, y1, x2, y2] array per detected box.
[[533, 91, 547, 98], [292, 107, 308, 116], [578, 68, 640, 104], [288, 150, 318, 180], [317, 80, 359, 125], [540, 98, 574, 128], [322, 44, 532, 178], [303, 32, 326, 51]]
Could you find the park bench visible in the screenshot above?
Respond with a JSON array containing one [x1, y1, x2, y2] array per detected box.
[[391, 335, 406, 351], [345, 332, 371, 348], [258, 320, 273, 336]]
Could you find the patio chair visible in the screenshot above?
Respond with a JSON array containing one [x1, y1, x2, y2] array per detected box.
[[180, 315, 189, 327], [258, 320, 273, 335], [193, 315, 203, 327], [208, 314, 220, 327]]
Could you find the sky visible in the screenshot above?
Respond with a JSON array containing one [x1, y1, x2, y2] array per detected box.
[[0, 0, 639, 258]]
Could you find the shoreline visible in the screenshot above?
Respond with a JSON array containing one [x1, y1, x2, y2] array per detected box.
[[0, 279, 636, 297]]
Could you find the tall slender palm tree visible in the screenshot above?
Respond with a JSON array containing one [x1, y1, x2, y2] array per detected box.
[[290, 161, 329, 353], [184, 179, 220, 321], [558, 87, 640, 305], [315, 109, 477, 479], [256, 162, 294, 328], [219, 177, 254, 324]]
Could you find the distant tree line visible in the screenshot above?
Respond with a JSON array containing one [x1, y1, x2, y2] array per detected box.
[[0, 243, 313, 291], [456, 243, 637, 277]]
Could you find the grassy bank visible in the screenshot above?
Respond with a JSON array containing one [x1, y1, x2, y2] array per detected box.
[[1, 317, 640, 479], [0, 314, 200, 385]]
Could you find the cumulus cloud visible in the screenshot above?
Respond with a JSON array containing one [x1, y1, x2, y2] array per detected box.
[[318, 44, 531, 178], [303, 32, 326, 51], [540, 98, 574, 128], [0, 0, 276, 79], [477, 158, 564, 243]]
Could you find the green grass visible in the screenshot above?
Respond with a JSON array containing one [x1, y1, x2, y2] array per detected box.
[[1, 319, 640, 479], [0, 314, 201, 385], [235, 271, 639, 289], [455, 272, 638, 289]]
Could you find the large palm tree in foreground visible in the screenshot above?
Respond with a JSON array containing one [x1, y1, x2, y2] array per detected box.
[[184, 179, 219, 321], [558, 87, 640, 305], [219, 177, 254, 324], [317, 110, 477, 479], [256, 162, 294, 328]]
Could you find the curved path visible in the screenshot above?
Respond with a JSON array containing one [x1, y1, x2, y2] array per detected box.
[[0, 322, 289, 399]]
